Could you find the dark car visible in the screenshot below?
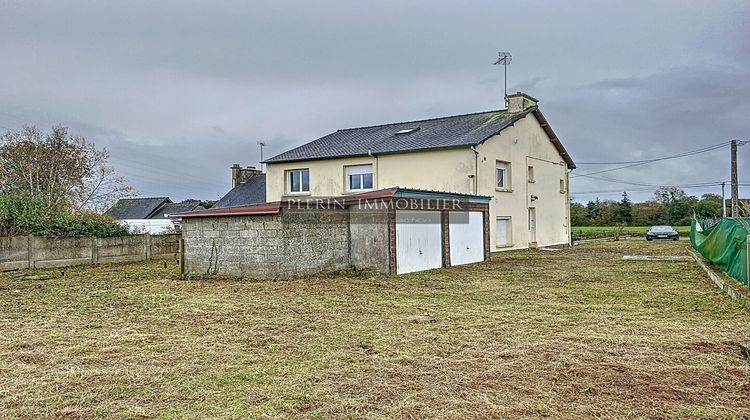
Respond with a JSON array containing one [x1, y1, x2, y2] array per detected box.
[[646, 225, 679, 241]]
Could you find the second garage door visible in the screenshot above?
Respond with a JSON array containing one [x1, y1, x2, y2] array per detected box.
[[449, 211, 484, 266]]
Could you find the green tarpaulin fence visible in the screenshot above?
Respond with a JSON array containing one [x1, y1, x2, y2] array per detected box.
[[691, 218, 750, 285]]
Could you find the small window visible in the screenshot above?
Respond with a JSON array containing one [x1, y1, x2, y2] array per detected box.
[[559, 179, 566, 193], [287, 169, 310, 194], [346, 164, 374, 192], [496, 161, 510, 190], [527, 166, 535, 183], [496, 217, 511, 246]]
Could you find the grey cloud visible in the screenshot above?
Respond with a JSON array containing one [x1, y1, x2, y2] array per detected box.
[[0, 0, 747, 203]]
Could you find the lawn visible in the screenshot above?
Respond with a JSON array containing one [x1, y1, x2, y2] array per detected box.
[[573, 226, 691, 239], [2, 240, 750, 418]]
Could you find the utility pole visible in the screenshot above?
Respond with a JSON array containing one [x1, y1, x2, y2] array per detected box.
[[732, 139, 739, 218], [722, 181, 727, 218]]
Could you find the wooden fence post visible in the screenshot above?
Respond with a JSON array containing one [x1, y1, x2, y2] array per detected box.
[[27, 234, 33, 269], [145, 233, 152, 261], [178, 237, 185, 276], [91, 237, 98, 265]]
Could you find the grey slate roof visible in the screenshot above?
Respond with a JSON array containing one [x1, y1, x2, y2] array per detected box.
[[106, 197, 172, 219], [213, 174, 267, 209], [264, 108, 533, 163], [147, 201, 204, 219]]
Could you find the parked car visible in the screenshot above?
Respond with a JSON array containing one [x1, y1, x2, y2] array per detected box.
[[646, 225, 679, 241]]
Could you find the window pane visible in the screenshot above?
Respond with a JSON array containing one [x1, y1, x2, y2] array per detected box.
[[362, 173, 373, 189], [350, 174, 361, 190], [496, 168, 505, 188], [496, 218, 508, 245], [290, 171, 300, 192], [301, 170, 310, 192]]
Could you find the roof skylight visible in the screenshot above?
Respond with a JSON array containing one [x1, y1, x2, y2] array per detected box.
[[395, 127, 420, 135]]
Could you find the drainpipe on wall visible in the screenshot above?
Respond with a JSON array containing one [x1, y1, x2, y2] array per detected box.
[[470, 146, 479, 195], [566, 167, 572, 246], [368, 149, 378, 188]]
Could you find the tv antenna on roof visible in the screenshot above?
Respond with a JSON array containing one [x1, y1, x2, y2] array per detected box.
[[493, 52, 512, 108], [258, 141, 266, 171]]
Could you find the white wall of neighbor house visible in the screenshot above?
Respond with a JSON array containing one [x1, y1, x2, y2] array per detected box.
[[265, 112, 571, 250]]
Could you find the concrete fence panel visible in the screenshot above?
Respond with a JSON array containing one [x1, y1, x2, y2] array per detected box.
[[32, 236, 93, 268], [0, 233, 180, 271], [96, 236, 147, 264], [0, 236, 31, 271], [150, 234, 181, 259]]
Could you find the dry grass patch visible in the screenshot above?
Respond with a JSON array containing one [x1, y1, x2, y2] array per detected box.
[[2, 240, 750, 418]]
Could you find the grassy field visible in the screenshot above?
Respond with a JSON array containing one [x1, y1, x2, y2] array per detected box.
[[573, 226, 691, 238], [2, 241, 750, 418]]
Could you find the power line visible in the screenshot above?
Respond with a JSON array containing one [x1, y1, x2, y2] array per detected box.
[[574, 141, 730, 165], [571, 141, 729, 178], [571, 181, 725, 196]]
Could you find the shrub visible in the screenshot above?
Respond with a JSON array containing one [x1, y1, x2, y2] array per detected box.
[[0, 192, 128, 237]]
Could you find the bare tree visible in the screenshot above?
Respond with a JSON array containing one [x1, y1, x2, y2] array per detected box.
[[0, 125, 135, 212]]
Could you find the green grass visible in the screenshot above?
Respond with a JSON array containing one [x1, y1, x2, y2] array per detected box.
[[2, 241, 750, 418], [573, 226, 691, 239], [573, 226, 691, 234]]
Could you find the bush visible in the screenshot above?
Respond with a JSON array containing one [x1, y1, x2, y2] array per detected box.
[[0, 192, 128, 237]]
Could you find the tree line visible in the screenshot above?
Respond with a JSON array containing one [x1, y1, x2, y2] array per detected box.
[[571, 187, 725, 227]]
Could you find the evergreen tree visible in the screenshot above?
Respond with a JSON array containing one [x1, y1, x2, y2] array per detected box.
[[617, 192, 632, 224]]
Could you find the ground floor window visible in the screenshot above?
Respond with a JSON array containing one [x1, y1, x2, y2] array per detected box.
[[496, 216, 511, 246]]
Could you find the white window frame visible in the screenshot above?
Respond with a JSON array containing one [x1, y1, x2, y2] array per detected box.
[[495, 161, 510, 191], [286, 168, 310, 194], [560, 178, 566, 193], [527, 165, 535, 183], [345, 164, 374, 192], [496, 216, 512, 247]]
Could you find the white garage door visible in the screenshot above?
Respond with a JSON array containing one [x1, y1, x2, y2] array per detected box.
[[396, 211, 442, 274], [449, 211, 484, 266]]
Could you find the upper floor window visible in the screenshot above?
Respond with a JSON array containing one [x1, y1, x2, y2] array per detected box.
[[346, 164, 373, 191], [560, 178, 566, 193], [287, 169, 310, 194], [496, 161, 510, 191], [527, 165, 535, 183]]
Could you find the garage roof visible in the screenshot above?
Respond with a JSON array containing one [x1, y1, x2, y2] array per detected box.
[[174, 188, 490, 219]]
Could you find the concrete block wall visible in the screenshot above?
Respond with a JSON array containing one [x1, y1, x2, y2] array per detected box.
[[0, 234, 180, 271], [182, 210, 350, 279], [349, 206, 390, 273]]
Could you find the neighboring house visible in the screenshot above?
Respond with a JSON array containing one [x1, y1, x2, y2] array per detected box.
[[106, 197, 204, 234], [212, 164, 266, 209], [263, 92, 576, 250]]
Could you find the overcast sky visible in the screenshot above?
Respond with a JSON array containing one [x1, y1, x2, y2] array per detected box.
[[1, 0, 748, 203]]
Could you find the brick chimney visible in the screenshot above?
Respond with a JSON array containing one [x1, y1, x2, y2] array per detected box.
[[231, 163, 263, 188], [507, 92, 539, 113]]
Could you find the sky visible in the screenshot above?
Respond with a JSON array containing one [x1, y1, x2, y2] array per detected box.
[[0, 0, 748, 204]]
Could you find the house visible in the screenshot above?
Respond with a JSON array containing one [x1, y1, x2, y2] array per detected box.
[[263, 92, 575, 250], [106, 197, 204, 234], [178, 187, 491, 278], [212, 164, 266, 209], [176, 91, 575, 278]]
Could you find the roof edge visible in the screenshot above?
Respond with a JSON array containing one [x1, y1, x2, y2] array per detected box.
[[531, 109, 576, 169]]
